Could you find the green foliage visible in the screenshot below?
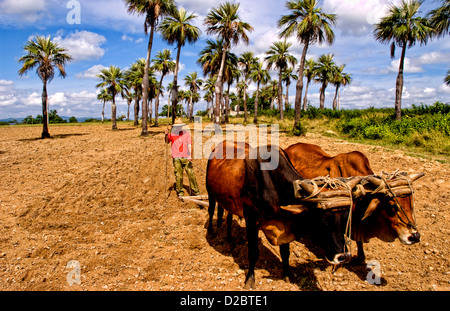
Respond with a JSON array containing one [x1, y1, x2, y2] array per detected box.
[[334, 102, 450, 155], [49, 110, 67, 124], [69, 116, 78, 123], [291, 122, 307, 136]]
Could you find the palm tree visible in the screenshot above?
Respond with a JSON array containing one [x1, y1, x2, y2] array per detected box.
[[302, 58, 316, 111], [265, 41, 297, 120], [205, 2, 253, 124], [96, 65, 125, 130], [331, 65, 352, 111], [428, 0, 450, 38], [197, 39, 238, 123], [123, 0, 176, 135], [238, 52, 258, 123], [374, 0, 433, 120], [125, 58, 145, 126], [278, 0, 336, 128], [18, 35, 72, 138], [314, 54, 337, 109], [184, 72, 203, 121], [97, 88, 112, 123], [202, 76, 216, 114], [428, 0, 449, 87], [158, 7, 201, 124], [249, 60, 270, 124], [282, 67, 298, 111], [152, 49, 175, 125]]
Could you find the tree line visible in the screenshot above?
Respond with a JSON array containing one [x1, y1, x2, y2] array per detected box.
[[18, 0, 449, 138]]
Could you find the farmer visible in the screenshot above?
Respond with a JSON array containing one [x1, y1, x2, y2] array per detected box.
[[165, 119, 200, 198]]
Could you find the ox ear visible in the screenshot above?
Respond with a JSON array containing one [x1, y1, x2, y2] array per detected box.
[[280, 204, 308, 215], [362, 198, 381, 221]]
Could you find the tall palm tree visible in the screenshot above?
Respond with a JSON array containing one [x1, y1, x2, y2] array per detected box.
[[282, 66, 298, 111], [184, 72, 203, 121], [197, 39, 238, 123], [205, 2, 253, 124], [302, 58, 316, 111], [249, 60, 270, 124], [428, 0, 450, 38], [428, 0, 449, 87], [97, 88, 112, 123], [158, 7, 201, 124], [123, 0, 176, 135], [374, 0, 433, 120], [265, 41, 297, 121], [238, 52, 258, 123], [314, 54, 337, 109], [18, 35, 72, 138], [331, 65, 352, 111], [202, 76, 217, 114], [278, 0, 336, 128], [96, 65, 125, 130], [125, 58, 145, 126], [152, 49, 175, 125]]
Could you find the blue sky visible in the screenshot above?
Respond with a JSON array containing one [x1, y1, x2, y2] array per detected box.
[[0, 0, 449, 119]]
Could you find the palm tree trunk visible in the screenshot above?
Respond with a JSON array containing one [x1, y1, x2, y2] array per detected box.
[[243, 84, 248, 123], [102, 100, 106, 123], [278, 68, 283, 121], [332, 86, 339, 110], [319, 83, 326, 109], [149, 98, 153, 124], [285, 81, 290, 111], [127, 99, 131, 121], [155, 74, 165, 126], [134, 89, 140, 126], [189, 94, 193, 121], [111, 94, 117, 130], [215, 43, 228, 124], [302, 78, 310, 111], [395, 42, 407, 121], [171, 43, 182, 124], [225, 82, 231, 123], [293, 43, 309, 129], [41, 80, 50, 138], [141, 23, 155, 136], [254, 81, 260, 124]]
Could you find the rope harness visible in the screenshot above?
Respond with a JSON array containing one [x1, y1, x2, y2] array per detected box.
[[306, 176, 354, 252]]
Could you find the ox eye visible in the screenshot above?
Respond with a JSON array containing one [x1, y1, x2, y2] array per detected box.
[[385, 204, 396, 217]]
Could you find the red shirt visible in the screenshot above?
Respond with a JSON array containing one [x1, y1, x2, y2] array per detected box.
[[167, 131, 192, 159]]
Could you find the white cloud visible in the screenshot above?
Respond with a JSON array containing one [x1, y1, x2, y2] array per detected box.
[[323, 0, 402, 36], [53, 30, 107, 62], [0, 0, 46, 23], [417, 52, 450, 65], [388, 57, 424, 73], [75, 64, 107, 79]]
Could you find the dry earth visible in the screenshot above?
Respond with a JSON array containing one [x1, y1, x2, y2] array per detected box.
[[0, 123, 448, 291]]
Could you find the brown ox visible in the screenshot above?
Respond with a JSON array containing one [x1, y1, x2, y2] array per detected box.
[[206, 141, 361, 288], [284, 142, 422, 262]]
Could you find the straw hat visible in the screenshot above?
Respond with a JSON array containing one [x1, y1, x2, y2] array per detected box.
[[172, 118, 187, 128]]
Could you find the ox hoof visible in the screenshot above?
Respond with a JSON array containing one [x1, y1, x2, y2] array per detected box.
[[244, 275, 255, 290]]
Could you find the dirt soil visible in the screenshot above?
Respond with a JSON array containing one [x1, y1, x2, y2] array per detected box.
[[0, 123, 448, 291]]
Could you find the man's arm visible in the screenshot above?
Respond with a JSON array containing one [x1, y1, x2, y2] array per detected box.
[[165, 129, 170, 144]]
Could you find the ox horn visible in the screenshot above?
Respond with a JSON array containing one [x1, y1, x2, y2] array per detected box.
[[362, 198, 380, 221], [407, 172, 425, 182], [293, 179, 319, 198], [345, 176, 363, 190]]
